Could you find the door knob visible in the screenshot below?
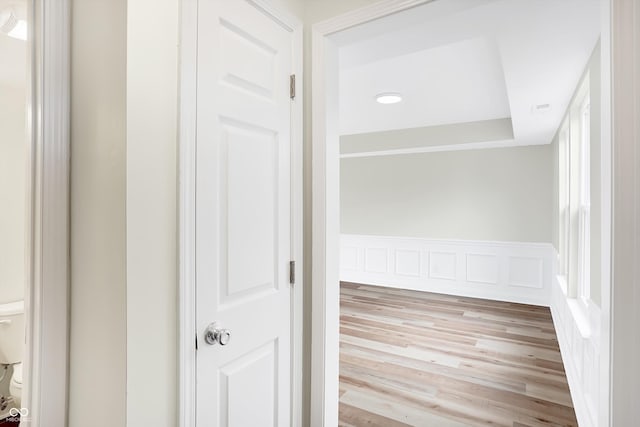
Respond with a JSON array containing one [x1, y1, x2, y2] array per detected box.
[[204, 322, 231, 346]]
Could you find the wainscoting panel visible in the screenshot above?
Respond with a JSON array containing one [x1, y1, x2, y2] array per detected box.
[[550, 273, 601, 427], [394, 249, 421, 277], [508, 256, 544, 289], [465, 253, 499, 285], [340, 234, 554, 306], [340, 246, 358, 272], [364, 247, 388, 273], [428, 251, 456, 281]]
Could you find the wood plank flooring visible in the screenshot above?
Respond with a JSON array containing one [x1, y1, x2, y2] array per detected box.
[[339, 282, 577, 427]]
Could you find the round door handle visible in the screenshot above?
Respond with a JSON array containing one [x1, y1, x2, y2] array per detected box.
[[204, 322, 231, 346], [217, 329, 231, 346]]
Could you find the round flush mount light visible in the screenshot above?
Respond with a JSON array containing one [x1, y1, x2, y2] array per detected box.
[[375, 92, 403, 104]]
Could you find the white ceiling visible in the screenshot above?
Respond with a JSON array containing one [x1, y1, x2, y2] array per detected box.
[[337, 0, 601, 147]]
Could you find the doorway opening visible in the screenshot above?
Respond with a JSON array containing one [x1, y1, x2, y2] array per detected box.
[[311, 1, 611, 426]]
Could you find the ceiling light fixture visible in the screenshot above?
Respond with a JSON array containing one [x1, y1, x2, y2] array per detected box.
[[0, 8, 27, 41], [375, 92, 403, 104]]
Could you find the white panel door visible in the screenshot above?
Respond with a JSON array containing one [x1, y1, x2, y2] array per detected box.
[[195, 1, 294, 425]]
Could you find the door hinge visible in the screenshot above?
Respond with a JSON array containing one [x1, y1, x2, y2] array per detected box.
[[290, 74, 296, 100], [289, 260, 296, 284]]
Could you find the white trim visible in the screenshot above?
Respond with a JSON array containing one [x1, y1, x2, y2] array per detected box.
[[340, 235, 554, 307], [339, 138, 532, 158], [311, 28, 338, 427], [597, 1, 612, 424], [178, 0, 197, 425], [341, 233, 553, 249], [248, 0, 298, 31], [289, 18, 304, 427], [177, 1, 303, 426], [23, 0, 70, 425], [313, 0, 432, 35], [610, 0, 640, 425]]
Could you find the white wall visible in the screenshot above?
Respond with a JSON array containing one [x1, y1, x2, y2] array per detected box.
[[0, 84, 26, 304], [69, 0, 127, 425], [126, 0, 178, 425], [341, 145, 553, 243]]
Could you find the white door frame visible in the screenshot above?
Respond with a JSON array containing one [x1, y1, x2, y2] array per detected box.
[[311, 3, 434, 423], [177, 1, 304, 426], [22, 0, 70, 425], [610, 1, 640, 425], [310, 0, 636, 425]]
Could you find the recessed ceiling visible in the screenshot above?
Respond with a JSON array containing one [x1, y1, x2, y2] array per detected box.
[[337, 0, 601, 149], [341, 36, 511, 135]]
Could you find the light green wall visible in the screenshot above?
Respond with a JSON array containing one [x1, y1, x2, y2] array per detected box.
[[341, 145, 554, 242]]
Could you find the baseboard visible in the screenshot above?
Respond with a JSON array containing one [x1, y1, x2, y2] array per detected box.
[[340, 234, 553, 306], [550, 275, 600, 427]]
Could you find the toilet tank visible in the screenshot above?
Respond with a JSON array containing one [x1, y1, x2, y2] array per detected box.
[[0, 301, 24, 364]]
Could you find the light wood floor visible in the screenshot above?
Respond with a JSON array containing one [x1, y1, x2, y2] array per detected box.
[[339, 282, 577, 427]]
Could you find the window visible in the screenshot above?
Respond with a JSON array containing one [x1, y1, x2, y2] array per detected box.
[[558, 124, 570, 279], [577, 94, 591, 301], [562, 73, 592, 303]]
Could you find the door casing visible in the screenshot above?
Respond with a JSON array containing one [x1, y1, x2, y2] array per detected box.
[[23, 0, 71, 425], [177, 1, 304, 426]]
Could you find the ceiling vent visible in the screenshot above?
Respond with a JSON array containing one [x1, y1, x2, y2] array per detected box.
[[531, 103, 552, 114]]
